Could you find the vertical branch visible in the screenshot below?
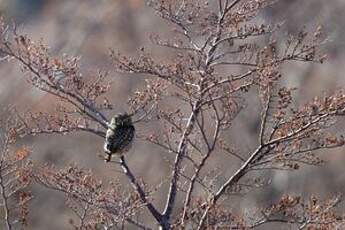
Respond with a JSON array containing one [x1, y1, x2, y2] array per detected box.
[[259, 86, 272, 145], [181, 102, 222, 226], [162, 0, 237, 226], [161, 101, 200, 227]]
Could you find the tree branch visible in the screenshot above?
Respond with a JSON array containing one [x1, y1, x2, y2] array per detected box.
[[118, 156, 163, 227]]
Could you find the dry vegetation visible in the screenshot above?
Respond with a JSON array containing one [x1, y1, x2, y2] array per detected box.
[[0, 0, 344, 229]]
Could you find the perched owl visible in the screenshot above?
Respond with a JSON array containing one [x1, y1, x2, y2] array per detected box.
[[104, 113, 135, 162]]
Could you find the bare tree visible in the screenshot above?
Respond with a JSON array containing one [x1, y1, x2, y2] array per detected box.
[[0, 0, 344, 229]]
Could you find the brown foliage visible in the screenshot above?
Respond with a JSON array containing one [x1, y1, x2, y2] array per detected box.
[[0, 0, 344, 229]]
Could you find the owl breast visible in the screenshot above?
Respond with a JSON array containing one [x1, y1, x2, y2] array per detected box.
[[104, 125, 135, 155]]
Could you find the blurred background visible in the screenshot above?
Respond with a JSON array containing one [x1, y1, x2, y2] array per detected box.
[[0, 0, 345, 229]]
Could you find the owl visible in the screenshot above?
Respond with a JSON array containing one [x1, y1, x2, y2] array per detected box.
[[103, 113, 135, 162]]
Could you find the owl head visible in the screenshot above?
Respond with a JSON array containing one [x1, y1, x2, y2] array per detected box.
[[110, 113, 132, 127]]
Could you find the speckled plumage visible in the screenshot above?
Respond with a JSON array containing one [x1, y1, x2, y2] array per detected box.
[[104, 113, 135, 162]]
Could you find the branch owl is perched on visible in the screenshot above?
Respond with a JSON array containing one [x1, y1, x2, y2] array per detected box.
[[104, 113, 135, 162]]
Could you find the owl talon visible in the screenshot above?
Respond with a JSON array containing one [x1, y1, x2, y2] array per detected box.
[[105, 154, 112, 162], [104, 156, 121, 164], [97, 153, 111, 162]]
